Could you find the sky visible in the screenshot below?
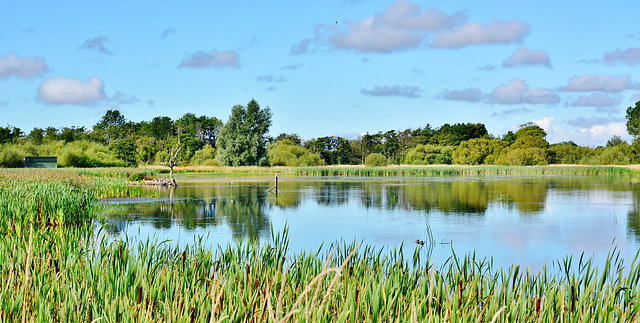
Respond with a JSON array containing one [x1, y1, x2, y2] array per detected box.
[[1, 0, 640, 146]]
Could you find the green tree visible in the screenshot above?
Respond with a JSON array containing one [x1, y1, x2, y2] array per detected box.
[[627, 101, 640, 139], [405, 144, 454, 165], [268, 139, 324, 166], [452, 139, 507, 165], [94, 109, 127, 143], [0, 125, 22, 144], [216, 99, 272, 166]]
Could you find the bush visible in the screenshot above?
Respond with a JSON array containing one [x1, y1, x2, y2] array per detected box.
[[404, 144, 454, 165], [365, 153, 389, 167], [190, 145, 219, 166], [0, 144, 25, 167], [452, 139, 507, 165], [268, 140, 324, 166]]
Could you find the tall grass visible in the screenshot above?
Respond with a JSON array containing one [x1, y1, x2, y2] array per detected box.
[[0, 169, 155, 231], [1, 226, 639, 322]]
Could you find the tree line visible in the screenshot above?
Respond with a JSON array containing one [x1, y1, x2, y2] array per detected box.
[[2, 99, 640, 168]]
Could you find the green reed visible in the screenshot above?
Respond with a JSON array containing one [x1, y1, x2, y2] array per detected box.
[[2, 225, 639, 322], [0, 169, 155, 231]]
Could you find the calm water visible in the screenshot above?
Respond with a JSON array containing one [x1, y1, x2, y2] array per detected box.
[[99, 175, 640, 270]]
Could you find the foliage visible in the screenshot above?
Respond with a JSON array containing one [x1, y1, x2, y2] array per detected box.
[[0, 125, 22, 144], [0, 144, 25, 167], [306, 136, 356, 165], [627, 100, 640, 139], [404, 144, 454, 165], [452, 138, 507, 165], [189, 144, 218, 166], [364, 153, 389, 167], [497, 147, 548, 166], [268, 139, 324, 166], [547, 142, 592, 164], [606, 135, 626, 147], [433, 122, 488, 146], [216, 99, 272, 166]]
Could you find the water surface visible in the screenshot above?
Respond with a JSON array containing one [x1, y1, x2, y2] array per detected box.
[[99, 175, 640, 270]]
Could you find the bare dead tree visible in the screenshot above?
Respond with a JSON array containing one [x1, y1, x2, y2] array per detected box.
[[168, 128, 182, 186]]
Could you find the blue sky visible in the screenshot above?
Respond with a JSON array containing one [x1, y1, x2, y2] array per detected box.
[[1, 0, 639, 146]]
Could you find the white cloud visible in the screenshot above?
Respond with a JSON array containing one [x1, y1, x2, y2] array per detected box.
[[328, 0, 465, 53], [489, 79, 559, 104], [179, 50, 239, 68], [37, 76, 107, 105], [437, 87, 483, 102], [569, 93, 623, 107], [431, 20, 529, 49], [361, 85, 422, 98], [502, 47, 551, 68], [80, 36, 113, 55], [537, 116, 631, 146], [561, 74, 639, 92], [0, 52, 48, 79], [532, 117, 555, 134], [293, 1, 530, 53], [603, 47, 640, 66]]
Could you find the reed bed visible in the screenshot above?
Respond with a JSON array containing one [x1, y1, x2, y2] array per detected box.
[[0, 169, 154, 231], [2, 225, 639, 322]]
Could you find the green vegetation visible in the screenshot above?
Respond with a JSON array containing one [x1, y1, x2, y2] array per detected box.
[[3, 223, 640, 321], [2, 168, 640, 321], [364, 153, 389, 167], [3, 100, 640, 168], [216, 99, 272, 166]]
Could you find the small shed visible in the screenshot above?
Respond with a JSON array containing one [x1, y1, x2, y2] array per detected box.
[[24, 156, 58, 168]]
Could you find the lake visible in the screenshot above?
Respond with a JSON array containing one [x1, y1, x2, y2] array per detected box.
[[99, 174, 640, 270]]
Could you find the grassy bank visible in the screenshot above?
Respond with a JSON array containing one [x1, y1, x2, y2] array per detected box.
[[143, 164, 640, 178], [2, 226, 639, 322]]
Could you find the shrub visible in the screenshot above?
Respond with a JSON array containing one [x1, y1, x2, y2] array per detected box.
[[268, 140, 324, 166], [404, 144, 454, 165], [365, 153, 389, 167], [190, 145, 219, 166], [452, 139, 507, 165], [0, 144, 25, 167]]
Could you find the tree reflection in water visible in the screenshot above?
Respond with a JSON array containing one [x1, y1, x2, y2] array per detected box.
[[100, 176, 639, 242]]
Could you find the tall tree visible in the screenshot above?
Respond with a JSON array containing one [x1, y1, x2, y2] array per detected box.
[[627, 101, 640, 139], [216, 99, 272, 166]]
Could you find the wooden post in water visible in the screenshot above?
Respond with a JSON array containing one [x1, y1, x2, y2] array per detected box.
[[275, 174, 278, 195]]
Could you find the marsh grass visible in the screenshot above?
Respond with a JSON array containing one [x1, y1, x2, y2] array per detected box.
[[0, 169, 155, 231], [2, 225, 640, 322]]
